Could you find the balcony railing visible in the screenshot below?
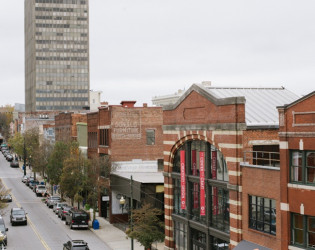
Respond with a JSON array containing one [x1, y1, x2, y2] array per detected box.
[[243, 151, 280, 167]]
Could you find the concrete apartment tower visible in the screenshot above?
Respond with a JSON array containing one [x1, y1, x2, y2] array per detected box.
[[25, 0, 90, 112]]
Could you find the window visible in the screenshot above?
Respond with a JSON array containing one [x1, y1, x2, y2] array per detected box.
[[174, 221, 187, 250], [211, 187, 230, 233], [172, 140, 230, 236], [88, 132, 97, 148], [291, 151, 315, 185], [146, 129, 155, 145], [99, 129, 109, 146], [249, 195, 276, 235], [291, 213, 315, 248]]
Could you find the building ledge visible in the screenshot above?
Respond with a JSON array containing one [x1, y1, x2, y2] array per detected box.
[[288, 245, 305, 250], [240, 162, 280, 171], [288, 183, 315, 191]]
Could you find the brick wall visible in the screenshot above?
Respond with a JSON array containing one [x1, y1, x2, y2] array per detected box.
[[241, 166, 281, 249], [279, 92, 315, 249], [55, 112, 87, 142], [163, 89, 245, 249]]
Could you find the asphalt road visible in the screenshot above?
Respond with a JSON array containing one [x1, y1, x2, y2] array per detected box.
[[0, 153, 111, 250]]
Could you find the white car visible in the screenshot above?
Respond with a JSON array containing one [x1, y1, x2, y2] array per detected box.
[[35, 185, 47, 197], [53, 202, 67, 214]]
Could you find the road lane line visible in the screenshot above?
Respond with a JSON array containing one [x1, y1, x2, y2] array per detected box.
[[2, 179, 51, 250]]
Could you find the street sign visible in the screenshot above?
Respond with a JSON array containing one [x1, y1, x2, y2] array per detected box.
[[102, 196, 110, 201]]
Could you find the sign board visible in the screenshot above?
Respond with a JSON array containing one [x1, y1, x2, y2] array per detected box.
[[102, 196, 110, 201]]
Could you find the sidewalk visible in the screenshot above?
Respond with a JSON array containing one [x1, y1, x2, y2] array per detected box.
[[91, 216, 164, 250], [19, 162, 165, 250]]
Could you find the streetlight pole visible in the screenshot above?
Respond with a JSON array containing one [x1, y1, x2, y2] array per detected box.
[[23, 137, 26, 176], [130, 175, 134, 250]]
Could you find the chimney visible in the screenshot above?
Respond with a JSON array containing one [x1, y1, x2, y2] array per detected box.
[[120, 101, 136, 108], [201, 81, 211, 87], [100, 102, 108, 107], [143, 103, 148, 107]]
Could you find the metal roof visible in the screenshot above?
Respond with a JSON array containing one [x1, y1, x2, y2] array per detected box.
[[112, 172, 164, 184], [202, 86, 300, 128]]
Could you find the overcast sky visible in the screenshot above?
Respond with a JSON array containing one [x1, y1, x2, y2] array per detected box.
[[0, 0, 314, 107]]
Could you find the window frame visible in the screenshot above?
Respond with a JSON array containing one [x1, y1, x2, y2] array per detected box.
[[249, 195, 276, 236], [146, 129, 155, 145], [290, 150, 315, 185], [291, 213, 315, 249]]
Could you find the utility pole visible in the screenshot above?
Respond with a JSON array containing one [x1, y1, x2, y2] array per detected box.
[[130, 175, 134, 250], [23, 137, 26, 176]]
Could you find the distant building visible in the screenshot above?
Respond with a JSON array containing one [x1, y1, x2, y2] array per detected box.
[[77, 122, 87, 156], [87, 101, 164, 223], [14, 103, 25, 112], [89, 90, 102, 112], [24, 0, 90, 112], [55, 112, 87, 143]]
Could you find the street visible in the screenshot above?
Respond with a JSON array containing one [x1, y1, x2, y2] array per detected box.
[[0, 153, 111, 250]]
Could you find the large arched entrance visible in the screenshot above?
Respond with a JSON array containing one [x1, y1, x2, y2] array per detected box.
[[171, 139, 230, 250]]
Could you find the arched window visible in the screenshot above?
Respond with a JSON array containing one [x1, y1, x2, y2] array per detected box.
[[172, 140, 230, 235]]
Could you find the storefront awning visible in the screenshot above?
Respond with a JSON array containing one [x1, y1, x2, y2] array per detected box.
[[111, 172, 164, 202], [233, 240, 272, 250]]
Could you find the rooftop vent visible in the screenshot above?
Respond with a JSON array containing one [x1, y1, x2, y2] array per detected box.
[[120, 101, 136, 108]]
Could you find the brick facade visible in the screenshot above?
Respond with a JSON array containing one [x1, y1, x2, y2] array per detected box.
[[162, 85, 282, 249], [278, 91, 315, 250], [86, 102, 164, 223], [55, 112, 87, 142], [163, 86, 246, 249]]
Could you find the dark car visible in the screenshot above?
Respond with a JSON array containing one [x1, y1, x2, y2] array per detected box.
[[65, 208, 89, 229], [25, 176, 34, 186], [10, 160, 19, 168], [29, 180, 39, 190], [10, 207, 27, 226], [0, 217, 8, 246], [0, 194, 12, 202], [63, 240, 89, 250], [58, 205, 71, 220]]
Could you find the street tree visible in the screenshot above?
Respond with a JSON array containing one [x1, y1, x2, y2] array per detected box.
[[126, 203, 165, 250], [87, 155, 113, 220], [24, 128, 40, 163], [8, 132, 24, 157], [0, 105, 14, 140], [60, 152, 90, 207], [46, 141, 72, 187], [31, 139, 53, 177]]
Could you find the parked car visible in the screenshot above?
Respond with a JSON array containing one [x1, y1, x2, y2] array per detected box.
[[35, 185, 47, 197], [10, 160, 19, 168], [10, 207, 27, 226], [65, 208, 89, 229], [0, 217, 8, 246], [47, 196, 61, 208], [0, 194, 12, 202], [25, 177, 34, 186], [53, 202, 67, 214], [63, 240, 89, 250], [29, 180, 39, 190], [21, 175, 29, 183], [5, 154, 13, 162], [58, 205, 72, 220]]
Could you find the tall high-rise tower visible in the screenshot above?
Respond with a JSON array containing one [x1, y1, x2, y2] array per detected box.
[[25, 0, 90, 112]]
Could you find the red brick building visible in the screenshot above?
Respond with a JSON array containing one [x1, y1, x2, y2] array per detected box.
[[87, 101, 164, 223], [278, 91, 315, 250], [161, 84, 299, 250], [55, 112, 87, 142]]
